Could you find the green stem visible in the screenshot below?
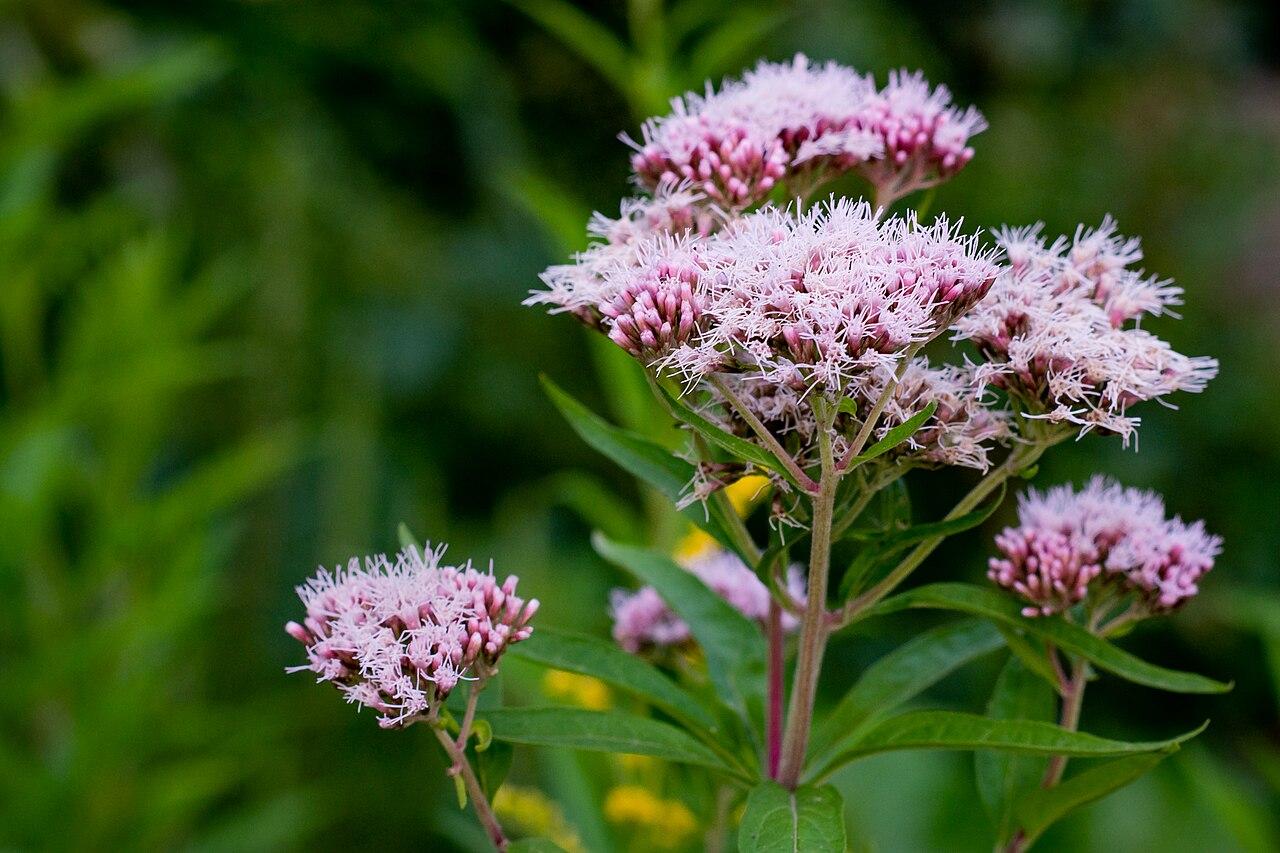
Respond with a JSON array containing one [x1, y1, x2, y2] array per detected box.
[[776, 404, 838, 788], [709, 374, 819, 494], [433, 724, 508, 851], [836, 352, 916, 472], [838, 435, 1057, 627]]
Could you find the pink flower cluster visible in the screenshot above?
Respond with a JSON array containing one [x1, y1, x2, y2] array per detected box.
[[286, 544, 537, 727], [628, 56, 983, 208], [527, 182, 716, 326], [653, 199, 999, 389], [988, 477, 1220, 618], [611, 549, 805, 653], [954, 218, 1217, 443], [854, 70, 986, 203]]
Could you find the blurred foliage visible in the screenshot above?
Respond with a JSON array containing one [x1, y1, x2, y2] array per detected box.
[[0, 0, 1277, 850]]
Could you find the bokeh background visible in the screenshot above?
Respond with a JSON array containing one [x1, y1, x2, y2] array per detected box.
[[1, 0, 1277, 850]]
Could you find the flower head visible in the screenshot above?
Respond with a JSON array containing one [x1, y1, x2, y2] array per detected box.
[[652, 199, 1000, 390], [285, 544, 537, 727], [610, 548, 804, 653], [855, 70, 986, 203], [629, 55, 882, 207], [988, 477, 1221, 618], [527, 183, 716, 327], [954, 219, 1217, 444]]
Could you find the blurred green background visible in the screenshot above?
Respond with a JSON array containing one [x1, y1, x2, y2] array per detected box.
[[1, 0, 1277, 850]]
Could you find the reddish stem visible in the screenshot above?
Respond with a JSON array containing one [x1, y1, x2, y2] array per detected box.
[[767, 599, 785, 779]]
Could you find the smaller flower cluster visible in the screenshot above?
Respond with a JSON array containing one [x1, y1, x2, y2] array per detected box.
[[611, 549, 804, 653], [988, 477, 1220, 618], [870, 359, 1011, 471], [629, 55, 881, 206], [527, 183, 716, 327], [286, 544, 537, 727], [854, 70, 987, 203], [955, 219, 1217, 443], [628, 56, 983, 208]]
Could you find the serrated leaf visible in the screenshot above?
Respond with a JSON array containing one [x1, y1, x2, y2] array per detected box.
[[507, 627, 719, 735], [738, 782, 846, 853], [847, 401, 938, 467], [871, 583, 1232, 694], [810, 619, 1003, 758], [485, 708, 738, 775], [815, 710, 1206, 781], [541, 375, 747, 560], [593, 535, 765, 733], [1015, 751, 1174, 846], [648, 377, 799, 487], [975, 657, 1057, 843]]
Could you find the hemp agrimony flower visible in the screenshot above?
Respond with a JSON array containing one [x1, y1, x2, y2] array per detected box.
[[955, 219, 1218, 443], [988, 477, 1221, 617], [286, 544, 537, 727]]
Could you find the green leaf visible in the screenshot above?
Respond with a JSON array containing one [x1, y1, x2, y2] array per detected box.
[[468, 737, 513, 800], [738, 782, 846, 853], [844, 483, 1005, 550], [507, 628, 719, 735], [648, 377, 799, 487], [485, 708, 739, 775], [871, 583, 1232, 694], [593, 535, 765, 729], [507, 840, 569, 853], [1014, 751, 1174, 847], [994, 624, 1063, 690], [397, 522, 420, 551], [810, 619, 1003, 758], [975, 657, 1057, 844], [507, 0, 632, 96], [541, 375, 746, 559], [847, 401, 938, 467], [816, 710, 1206, 781]]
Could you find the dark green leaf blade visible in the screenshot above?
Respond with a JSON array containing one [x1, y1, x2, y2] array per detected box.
[[849, 401, 938, 466], [541, 375, 747, 559], [1015, 751, 1175, 847], [975, 657, 1057, 844], [593, 535, 766, 728], [507, 627, 718, 735], [648, 378, 798, 486], [738, 782, 846, 853], [816, 710, 1206, 780], [844, 483, 1005, 551], [810, 619, 1003, 758], [485, 708, 736, 774], [871, 583, 1232, 694], [507, 838, 570, 853]]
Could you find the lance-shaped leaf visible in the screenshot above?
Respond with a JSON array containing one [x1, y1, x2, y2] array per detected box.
[[507, 628, 719, 735], [871, 583, 1232, 694], [810, 619, 1003, 758], [975, 657, 1057, 844], [813, 710, 1206, 781], [738, 782, 846, 853], [845, 401, 938, 467], [485, 708, 742, 776], [593, 535, 766, 730], [648, 377, 799, 487], [1014, 750, 1175, 847], [541, 376, 747, 560]]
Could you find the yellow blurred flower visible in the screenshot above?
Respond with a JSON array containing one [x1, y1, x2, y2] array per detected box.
[[542, 670, 612, 710], [492, 785, 584, 853], [603, 785, 698, 849], [673, 475, 770, 559]]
